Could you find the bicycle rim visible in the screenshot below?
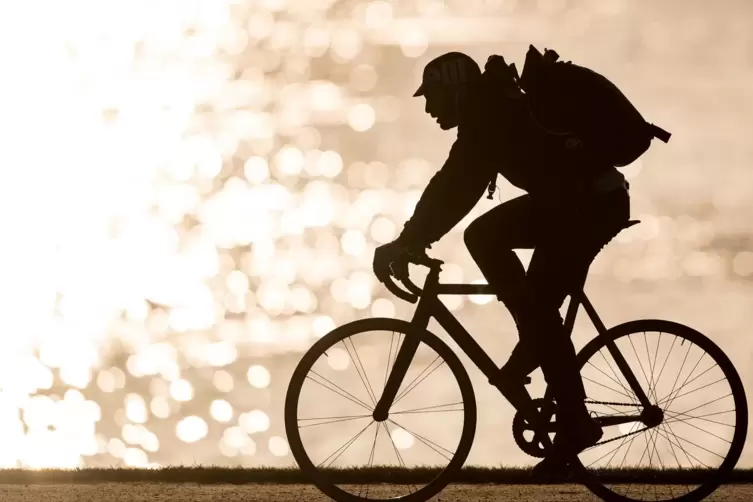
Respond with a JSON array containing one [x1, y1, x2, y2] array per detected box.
[[284, 318, 477, 502]]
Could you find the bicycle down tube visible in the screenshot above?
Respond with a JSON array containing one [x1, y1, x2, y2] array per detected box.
[[374, 268, 518, 420]]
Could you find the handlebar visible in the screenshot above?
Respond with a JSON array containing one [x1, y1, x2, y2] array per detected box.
[[382, 251, 443, 304]]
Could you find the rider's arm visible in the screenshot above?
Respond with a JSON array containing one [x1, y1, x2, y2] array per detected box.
[[396, 134, 494, 250]]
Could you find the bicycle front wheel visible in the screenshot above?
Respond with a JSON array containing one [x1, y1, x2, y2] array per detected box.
[[284, 318, 477, 502], [574, 319, 748, 502]]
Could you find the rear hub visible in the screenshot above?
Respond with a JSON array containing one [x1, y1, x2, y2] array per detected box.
[[641, 405, 664, 428]]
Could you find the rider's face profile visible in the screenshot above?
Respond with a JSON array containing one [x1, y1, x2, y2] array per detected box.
[[423, 87, 460, 130]]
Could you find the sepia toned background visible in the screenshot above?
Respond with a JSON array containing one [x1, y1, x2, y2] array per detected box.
[[0, 0, 751, 469]]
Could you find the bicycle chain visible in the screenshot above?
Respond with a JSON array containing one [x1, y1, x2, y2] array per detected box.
[[584, 399, 640, 408], [584, 399, 651, 447]]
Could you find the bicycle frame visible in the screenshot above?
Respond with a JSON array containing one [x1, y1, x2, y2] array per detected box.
[[372, 263, 652, 428]]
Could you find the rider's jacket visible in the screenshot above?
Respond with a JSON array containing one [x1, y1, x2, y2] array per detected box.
[[397, 73, 614, 250]]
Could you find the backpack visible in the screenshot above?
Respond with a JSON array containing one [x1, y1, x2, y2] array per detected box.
[[492, 45, 671, 168]]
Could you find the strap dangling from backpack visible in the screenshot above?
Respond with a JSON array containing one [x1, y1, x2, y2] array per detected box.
[[486, 176, 498, 200]]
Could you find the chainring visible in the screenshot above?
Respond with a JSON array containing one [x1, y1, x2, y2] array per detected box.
[[511, 398, 559, 458]]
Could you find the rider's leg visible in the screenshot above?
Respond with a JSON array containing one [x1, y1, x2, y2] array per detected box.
[[523, 244, 594, 419], [524, 187, 630, 456], [464, 195, 539, 379], [464, 194, 534, 312]]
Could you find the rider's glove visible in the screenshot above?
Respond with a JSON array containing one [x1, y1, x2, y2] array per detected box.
[[373, 238, 426, 286]]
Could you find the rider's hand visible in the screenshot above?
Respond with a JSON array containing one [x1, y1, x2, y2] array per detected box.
[[373, 240, 411, 286]]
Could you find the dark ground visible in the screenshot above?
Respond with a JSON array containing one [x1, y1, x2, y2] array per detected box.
[[0, 468, 751, 501]]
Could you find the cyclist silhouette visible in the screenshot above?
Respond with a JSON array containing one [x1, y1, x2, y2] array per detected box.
[[373, 52, 630, 475]]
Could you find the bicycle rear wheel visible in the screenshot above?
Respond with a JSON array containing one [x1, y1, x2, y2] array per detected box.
[[285, 318, 477, 502], [573, 319, 748, 502]]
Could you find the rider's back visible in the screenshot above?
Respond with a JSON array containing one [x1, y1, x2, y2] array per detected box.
[[457, 69, 611, 202]]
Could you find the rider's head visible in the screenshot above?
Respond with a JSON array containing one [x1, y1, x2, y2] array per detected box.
[[413, 52, 482, 130]]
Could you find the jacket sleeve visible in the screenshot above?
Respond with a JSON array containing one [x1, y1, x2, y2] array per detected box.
[[396, 134, 494, 249]]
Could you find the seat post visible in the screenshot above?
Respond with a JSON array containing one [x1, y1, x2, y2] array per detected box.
[[563, 291, 581, 337]]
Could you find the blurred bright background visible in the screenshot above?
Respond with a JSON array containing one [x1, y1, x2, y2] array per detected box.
[[0, 0, 751, 469]]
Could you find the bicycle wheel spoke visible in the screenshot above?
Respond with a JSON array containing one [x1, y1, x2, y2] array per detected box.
[[657, 364, 719, 408], [655, 422, 711, 468], [662, 342, 693, 413], [635, 427, 660, 501], [392, 402, 464, 416], [628, 335, 653, 405], [617, 432, 641, 469], [600, 432, 640, 495], [381, 422, 419, 495], [644, 332, 659, 403], [388, 418, 454, 462], [661, 351, 707, 412], [381, 422, 406, 468], [597, 348, 639, 405], [662, 410, 731, 444], [592, 404, 640, 417], [586, 361, 635, 398], [362, 423, 380, 499], [633, 428, 654, 472], [612, 431, 640, 471], [367, 424, 380, 467], [618, 426, 659, 501], [342, 338, 378, 406], [383, 331, 398, 389], [587, 428, 637, 468], [391, 354, 442, 404], [651, 334, 678, 402], [662, 422, 725, 461], [648, 426, 671, 500], [650, 332, 662, 403], [299, 413, 372, 428], [675, 392, 732, 418], [658, 422, 693, 495], [583, 375, 635, 400], [663, 409, 735, 428], [392, 355, 445, 406], [660, 421, 686, 470], [307, 371, 373, 412], [318, 421, 374, 469]]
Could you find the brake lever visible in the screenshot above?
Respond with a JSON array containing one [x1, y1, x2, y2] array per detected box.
[[382, 272, 418, 304]]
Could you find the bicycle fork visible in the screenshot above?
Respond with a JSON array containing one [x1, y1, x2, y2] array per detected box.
[[372, 291, 434, 422]]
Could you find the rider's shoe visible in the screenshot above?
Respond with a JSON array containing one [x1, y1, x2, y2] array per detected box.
[[489, 366, 532, 408], [531, 413, 603, 482], [530, 452, 572, 482]]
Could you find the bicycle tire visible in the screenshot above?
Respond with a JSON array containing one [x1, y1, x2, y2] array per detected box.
[[573, 319, 748, 502], [285, 317, 478, 502]]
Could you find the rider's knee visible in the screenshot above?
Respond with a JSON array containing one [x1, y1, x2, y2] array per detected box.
[[463, 218, 485, 254], [464, 218, 511, 256]]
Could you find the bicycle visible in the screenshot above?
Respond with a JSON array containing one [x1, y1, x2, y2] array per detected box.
[[285, 220, 748, 502]]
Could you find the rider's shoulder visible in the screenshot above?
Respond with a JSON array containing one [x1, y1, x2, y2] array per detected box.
[[459, 79, 524, 134]]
